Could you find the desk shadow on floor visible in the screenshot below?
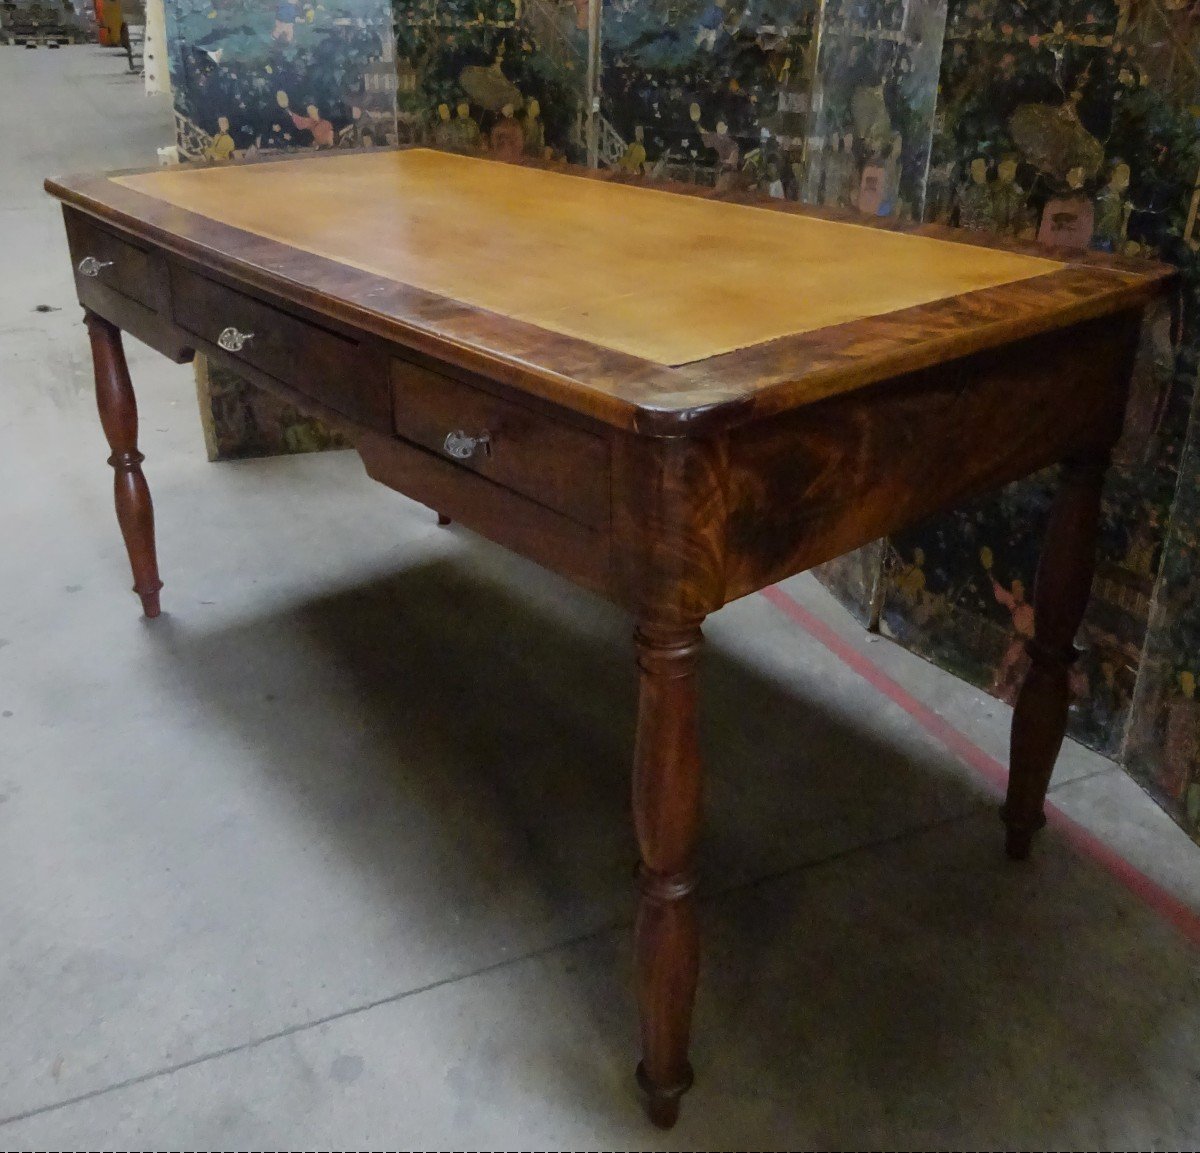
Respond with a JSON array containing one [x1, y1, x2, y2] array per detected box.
[[146, 555, 1199, 1143]]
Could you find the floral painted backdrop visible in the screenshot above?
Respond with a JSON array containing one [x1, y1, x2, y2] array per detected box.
[[597, 0, 819, 188], [804, 0, 948, 218], [193, 357, 349, 461], [165, 0, 399, 159], [1126, 414, 1200, 839], [865, 0, 1200, 842], [391, 0, 588, 160]]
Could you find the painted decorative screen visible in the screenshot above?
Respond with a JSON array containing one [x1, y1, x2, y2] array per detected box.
[[863, 0, 1200, 842], [163, 0, 398, 160]]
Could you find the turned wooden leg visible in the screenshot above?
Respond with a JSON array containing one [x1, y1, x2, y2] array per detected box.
[[632, 622, 703, 1128], [1003, 456, 1109, 858], [85, 312, 163, 618]]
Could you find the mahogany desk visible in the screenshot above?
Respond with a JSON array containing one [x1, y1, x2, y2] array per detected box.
[[47, 149, 1172, 1127]]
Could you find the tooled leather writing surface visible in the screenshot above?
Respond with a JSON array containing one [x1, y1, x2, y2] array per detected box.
[[117, 148, 1062, 367]]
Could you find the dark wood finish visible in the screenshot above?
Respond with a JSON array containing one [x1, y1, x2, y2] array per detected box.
[[171, 265, 391, 430], [1000, 321, 1136, 860], [47, 149, 1176, 1128], [391, 357, 610, 528], [633, 623, 704, 1129], [1003, 456, 1113, 858], [69, 217, 158, 311], [85, 311, 163, 618], [64, 208, 193, 364], [356, 429, 610, 596], [723, 311, 1140, 595], [611, 433, 728, 621]]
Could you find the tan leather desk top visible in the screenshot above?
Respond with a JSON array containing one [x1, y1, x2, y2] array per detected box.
[[117, 149, 1062, 366]]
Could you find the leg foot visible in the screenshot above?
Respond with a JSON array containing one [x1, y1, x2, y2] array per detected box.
[[437, 512, 451, 526], [1000, 807, 1046, 860], [632, 623, 703, 1128], [636, 1059, 693, 1129], [85, 312, 163, 617], [1004, 457, 1108, 856]]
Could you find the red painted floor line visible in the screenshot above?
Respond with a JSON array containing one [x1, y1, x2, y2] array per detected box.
[[761, 583, 1200, 949]]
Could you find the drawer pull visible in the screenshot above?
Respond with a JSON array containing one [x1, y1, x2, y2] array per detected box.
[[77, 256, 114, 277], [217, 326, 254, 353], [443, 429, 492, 460]]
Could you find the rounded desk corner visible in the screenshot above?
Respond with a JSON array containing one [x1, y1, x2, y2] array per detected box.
[[631, 391, 755, 438]]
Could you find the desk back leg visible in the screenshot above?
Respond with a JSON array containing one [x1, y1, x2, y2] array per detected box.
[[633, 621, 703, 1128], [1003, 456, 1109, 858], [85, 312, 163, 618]]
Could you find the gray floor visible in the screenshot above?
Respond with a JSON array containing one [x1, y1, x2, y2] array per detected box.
[[2, 46, 1198, 1148]]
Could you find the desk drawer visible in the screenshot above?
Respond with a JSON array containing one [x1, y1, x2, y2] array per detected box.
[[358, 430, 610, 596], [391, 359, 609, 529], [66, 214, 157, 311], [170, 266, 389, 429]]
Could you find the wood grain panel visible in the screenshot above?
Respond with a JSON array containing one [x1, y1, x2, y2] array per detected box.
[[722, 311, 1142, 599], [391, 358, 609, 528], [63, 212, 191, 363], [65, 210, 159, 312], [611, 434, 728, 621], [170, 264, 390, 430], [356, 429, 610, 595]]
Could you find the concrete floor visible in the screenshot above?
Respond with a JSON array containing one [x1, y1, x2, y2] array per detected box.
[[1, 46, 1198, 1148]]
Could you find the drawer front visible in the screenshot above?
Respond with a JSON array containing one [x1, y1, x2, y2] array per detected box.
[[170, 265, 389, 429], [391, 359, 609, 529], [357, 430, 610, 597], [66, 212, 158, 311]]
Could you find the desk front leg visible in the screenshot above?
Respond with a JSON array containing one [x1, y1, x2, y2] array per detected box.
[[633, 620, 703, 1128], [1004, 454, 1110, 857], [613, 432, 728, 1128], [85, 312, 163, 618]]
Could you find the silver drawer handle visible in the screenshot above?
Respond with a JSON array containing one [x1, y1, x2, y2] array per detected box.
[[77, 256, 114, 277], [217, 326, 254, 352], [443, 429, 492, 460]]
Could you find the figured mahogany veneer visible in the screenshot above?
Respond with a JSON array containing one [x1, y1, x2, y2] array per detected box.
[[47, 148, 1174, 1129]]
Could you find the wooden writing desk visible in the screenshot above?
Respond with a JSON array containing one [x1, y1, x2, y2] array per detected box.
[[47, 149, 1172, 1127]]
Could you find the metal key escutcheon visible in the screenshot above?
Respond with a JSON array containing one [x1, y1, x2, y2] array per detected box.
[[217, 326, 255, 353], [78, 256, 114, 277], [443, 429, 492, 460]]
